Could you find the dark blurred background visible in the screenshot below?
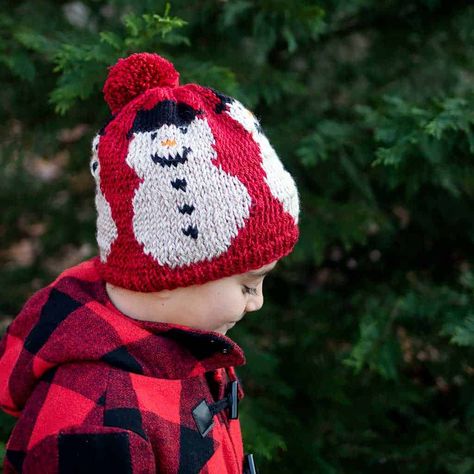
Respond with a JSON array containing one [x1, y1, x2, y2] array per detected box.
[[1, 1, 474, 472]]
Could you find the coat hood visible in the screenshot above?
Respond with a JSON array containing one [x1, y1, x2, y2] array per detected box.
[[0, 258, 245, 417]]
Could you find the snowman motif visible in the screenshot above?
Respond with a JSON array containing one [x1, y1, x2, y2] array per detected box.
[[224, 98, 300, 224], [126, 100, 252, 268], [90, 135, 118, 263]]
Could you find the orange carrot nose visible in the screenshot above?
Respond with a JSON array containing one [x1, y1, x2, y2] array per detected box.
[[161, 138, 177, 147]]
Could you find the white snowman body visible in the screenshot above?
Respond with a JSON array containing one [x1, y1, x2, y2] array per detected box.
[[225, 100, 300, 224], [91, 135, 118, 263], [126, 116, 252, 268]]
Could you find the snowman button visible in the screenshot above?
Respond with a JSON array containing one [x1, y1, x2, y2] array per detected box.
[[182, 225, 198, 240], [171, 178, 187, 191], [178, 204, 195, 215]]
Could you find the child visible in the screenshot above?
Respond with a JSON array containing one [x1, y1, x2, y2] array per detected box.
[[0, 53, 300, 473]]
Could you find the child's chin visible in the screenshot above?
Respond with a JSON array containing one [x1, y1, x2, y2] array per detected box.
[[215, 322, 236, 334]]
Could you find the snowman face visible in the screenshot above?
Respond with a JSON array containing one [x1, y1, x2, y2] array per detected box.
[[125, 119, 215, 179], [90, 134, 100, 179], [125, 99, 211, 178]]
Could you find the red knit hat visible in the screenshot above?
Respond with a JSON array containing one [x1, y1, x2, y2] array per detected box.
[[90, 52, 300, 292]]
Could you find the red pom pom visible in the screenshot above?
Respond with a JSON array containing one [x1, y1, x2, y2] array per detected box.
[[103, 53, 180, 114]]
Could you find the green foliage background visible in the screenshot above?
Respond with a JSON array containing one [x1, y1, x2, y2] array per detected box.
[[1, 1, 474, 472]]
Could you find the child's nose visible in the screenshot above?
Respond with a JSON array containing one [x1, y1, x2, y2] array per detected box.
[[246, 293, 264, 312], [161, 138, 177, 148]]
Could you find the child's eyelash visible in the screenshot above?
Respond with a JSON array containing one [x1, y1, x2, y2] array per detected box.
[[242, 285, 258, 296]]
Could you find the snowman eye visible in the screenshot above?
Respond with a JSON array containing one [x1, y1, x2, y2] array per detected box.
[[90, 160, 99, 176], [179, 127, 188, 134]]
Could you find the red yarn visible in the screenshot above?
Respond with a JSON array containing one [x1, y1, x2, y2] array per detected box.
[[94, 54, 300, 292], [103, 53, 180, 114]]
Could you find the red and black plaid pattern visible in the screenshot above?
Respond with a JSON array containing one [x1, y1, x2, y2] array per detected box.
[[0, 258, 247, 473]]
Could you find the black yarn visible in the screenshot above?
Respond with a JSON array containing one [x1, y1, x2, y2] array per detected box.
[[130, 100, 202, 135]]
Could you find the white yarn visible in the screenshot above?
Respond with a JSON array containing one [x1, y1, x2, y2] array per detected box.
[[125, 117, 252, 268], [91, 135, 118, 263], [225, 100, 300, 224]]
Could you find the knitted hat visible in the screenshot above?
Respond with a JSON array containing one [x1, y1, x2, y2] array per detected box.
[[90, 52, 300, 292]]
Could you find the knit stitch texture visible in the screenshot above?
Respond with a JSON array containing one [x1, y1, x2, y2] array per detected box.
[[92, 53, 300, 291], [0, 259, 247, 473]]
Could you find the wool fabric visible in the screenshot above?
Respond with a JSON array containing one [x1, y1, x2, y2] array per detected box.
[[0, 259, 248, 473], [92, 52, 300, 292]]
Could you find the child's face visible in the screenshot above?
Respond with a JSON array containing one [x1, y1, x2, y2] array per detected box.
[[172, 260, 279, 334], [106, 260, 278, 335]]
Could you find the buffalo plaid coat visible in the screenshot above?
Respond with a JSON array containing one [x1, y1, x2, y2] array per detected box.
[[0, 258, 254, 473]]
